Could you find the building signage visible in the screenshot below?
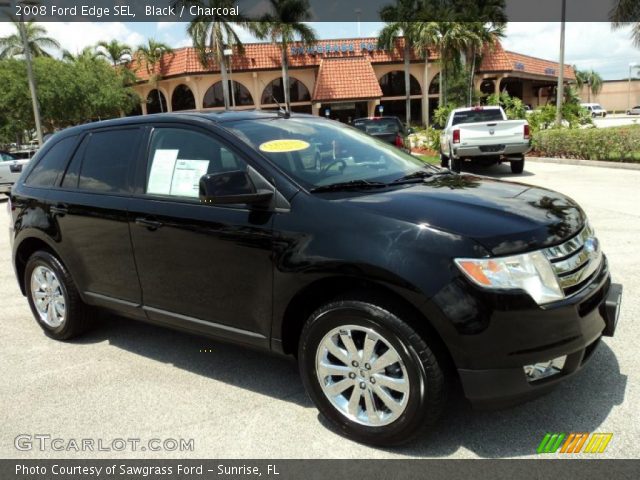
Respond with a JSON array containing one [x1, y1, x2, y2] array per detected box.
[[290, 42, 384, 56]]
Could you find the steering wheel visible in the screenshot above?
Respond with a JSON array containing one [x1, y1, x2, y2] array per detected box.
[[321, 159, 347, 175]]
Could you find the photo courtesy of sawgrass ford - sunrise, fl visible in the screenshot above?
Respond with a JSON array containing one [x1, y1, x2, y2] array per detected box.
[[0, 0, 638, 479]]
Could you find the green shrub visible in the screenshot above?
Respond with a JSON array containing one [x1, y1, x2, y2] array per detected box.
[[532, 125, 640, 162]]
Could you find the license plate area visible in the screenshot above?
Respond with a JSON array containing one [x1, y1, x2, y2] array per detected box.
[[479, 144, 505, 153], [9, 163, 22, 173]]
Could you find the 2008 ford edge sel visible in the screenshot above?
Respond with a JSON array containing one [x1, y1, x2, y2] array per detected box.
[[9, 111, 622, 445]]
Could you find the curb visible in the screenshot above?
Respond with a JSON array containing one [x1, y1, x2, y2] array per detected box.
[[528, 157, 640, 171]]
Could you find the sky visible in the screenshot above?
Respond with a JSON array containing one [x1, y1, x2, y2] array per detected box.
[[1, 21, 639, 80]]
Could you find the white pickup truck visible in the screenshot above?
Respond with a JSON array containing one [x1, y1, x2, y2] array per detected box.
[[439, 106, 531, 174]]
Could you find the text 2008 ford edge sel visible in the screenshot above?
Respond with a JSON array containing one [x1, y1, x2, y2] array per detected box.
[[9, 112, 622, 445]]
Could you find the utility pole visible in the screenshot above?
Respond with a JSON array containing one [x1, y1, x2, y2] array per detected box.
[[555, 0, 566, 127], [628, 63, 638, 113]]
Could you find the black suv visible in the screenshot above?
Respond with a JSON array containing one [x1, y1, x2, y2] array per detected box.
[[352, 116, 413, 151], [9, 111, 622, 446]]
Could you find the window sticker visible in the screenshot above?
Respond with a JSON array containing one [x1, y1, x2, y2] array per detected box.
[[147, 149, 179, 195], [259, 139, 310, 153], [170, 159, 210, 198]]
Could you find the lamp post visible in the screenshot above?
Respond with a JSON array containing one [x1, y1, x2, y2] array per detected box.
[[1, 1, 44, 145], [555, 0, 566, 127], [628, 62, 638, 113], [224, 48, 236, 109]]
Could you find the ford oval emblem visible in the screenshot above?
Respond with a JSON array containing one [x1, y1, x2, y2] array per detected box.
[[584, 237, 599, 255]]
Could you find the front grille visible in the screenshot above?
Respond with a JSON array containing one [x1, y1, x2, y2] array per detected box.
[[479, 144, 505, 152], [543, 224, 603, 296]]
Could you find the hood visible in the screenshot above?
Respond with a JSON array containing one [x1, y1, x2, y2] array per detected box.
[[337, 174, 585, 256]]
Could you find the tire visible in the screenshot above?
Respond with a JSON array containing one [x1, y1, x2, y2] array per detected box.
[[450, 157, 462, 173], [510, 156, 525, 174], [439, 151, 448, 168], [24, 251, 89, 340], [298, 298, 446, 446]]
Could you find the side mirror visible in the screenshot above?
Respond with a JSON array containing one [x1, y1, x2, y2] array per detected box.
[[199, 170, 273, 206]]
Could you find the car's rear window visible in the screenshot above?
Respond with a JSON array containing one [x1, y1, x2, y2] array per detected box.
[[452, 109, 503, 126], [352, 118, 401, 135]]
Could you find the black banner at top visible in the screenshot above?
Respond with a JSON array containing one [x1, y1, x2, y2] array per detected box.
[[0, 0, 636, 23]]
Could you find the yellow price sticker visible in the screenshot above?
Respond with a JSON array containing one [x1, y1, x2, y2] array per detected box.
[[259, 139, 310, 153]]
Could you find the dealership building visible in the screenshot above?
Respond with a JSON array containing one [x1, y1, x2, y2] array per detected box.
[[130, 36, 575, 125]]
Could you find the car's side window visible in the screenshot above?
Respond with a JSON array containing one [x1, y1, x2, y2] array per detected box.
[[145, 128, 247, 199], [24, 136, 77, 188], [76, 129, 139, 193]]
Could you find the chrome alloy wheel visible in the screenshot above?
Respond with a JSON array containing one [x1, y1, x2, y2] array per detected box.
[[30, 265, 66, 328], [315, 325, 410, 427]]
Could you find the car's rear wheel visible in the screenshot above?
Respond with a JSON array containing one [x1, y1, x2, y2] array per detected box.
[[510, 156, 525, 174], [298, 298, 446, 446], [25, 251, 89, 340]]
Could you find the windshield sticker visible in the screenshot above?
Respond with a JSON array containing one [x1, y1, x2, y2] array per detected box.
[[259, 139, 310, 153]]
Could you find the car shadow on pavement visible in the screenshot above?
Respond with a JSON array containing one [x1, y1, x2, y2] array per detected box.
[[366, 340, 626, 457], [460, 162, 535, 179], [75, 314, 625, 458], [74, 314, 312, 408]]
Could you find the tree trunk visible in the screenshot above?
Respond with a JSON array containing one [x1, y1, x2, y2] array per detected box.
[[404, 43, 411, 126], [219, 49, 231, 110], [281, 47, 290, 112], [468, 46, 476, 107], [423, 51, 430, 127], [438, 47, 443, 108], [156, 81, 164, 113]]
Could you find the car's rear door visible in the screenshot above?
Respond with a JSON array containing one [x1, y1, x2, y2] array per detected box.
[[51, 127, 143, 314], [127, 123, 275, 348]]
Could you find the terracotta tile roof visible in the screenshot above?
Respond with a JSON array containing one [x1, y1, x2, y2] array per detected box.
[[129, 36, 574, 83], [129, 36, 438, 81], [477, 42, 575, 80], [313, 56, 383, 102]]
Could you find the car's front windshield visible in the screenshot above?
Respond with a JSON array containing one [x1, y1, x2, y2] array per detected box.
[[225, 116, 436, 190]]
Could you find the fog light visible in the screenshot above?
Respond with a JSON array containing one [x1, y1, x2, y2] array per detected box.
[[523, 356, 566, 382]]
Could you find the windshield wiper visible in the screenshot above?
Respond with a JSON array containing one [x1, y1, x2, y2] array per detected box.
[[310, 180, 388, 193]]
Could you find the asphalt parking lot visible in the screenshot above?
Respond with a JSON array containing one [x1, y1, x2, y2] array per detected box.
[[1, 160, 638, 459]]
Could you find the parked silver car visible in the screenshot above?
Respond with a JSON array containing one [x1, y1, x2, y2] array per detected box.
[[627, 105, 640, 115], [0, 151, 30, 195]]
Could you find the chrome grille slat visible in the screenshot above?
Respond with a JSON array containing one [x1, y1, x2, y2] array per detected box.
[[543, 224, 602, 295]]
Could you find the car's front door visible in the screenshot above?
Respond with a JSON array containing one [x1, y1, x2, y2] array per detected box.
[[128, 125, 275, 348]]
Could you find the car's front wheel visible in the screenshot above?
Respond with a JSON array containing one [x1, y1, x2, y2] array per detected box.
[[25, 251, 89, 340], [298, 298, 446, 446]]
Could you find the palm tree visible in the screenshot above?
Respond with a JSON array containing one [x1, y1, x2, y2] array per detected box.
[[252, 0, 317, 112], [0, 20, 60, 58], [173, 0, 245, 110], [96, 40, 132, 67], [62, 46, 103, 64], [378, 1, 423, 126], [135, 39, 174, 113], [431, 22, 473, 107], [464, 22, 504, 106], [574, 68, 603, 103], [611, 0, 640, 47], [414, 22, 440, 126]]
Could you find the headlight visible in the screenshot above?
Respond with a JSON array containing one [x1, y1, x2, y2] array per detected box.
[[454, 251, 563, 305]]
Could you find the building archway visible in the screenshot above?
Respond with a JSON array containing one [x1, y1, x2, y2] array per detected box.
[[147, 89, 168, 114], [261, 77, 311, 105], [379, 70, 422, 96], [171, 84, 196, 111], [203, 80, 254, 108], [429, 73, 440, 95]]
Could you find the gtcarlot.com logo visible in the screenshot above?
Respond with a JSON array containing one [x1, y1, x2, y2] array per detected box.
[[537, 432, 613, 454], [15, 434, 194, 452]]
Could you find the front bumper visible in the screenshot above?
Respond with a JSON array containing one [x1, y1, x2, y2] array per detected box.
[[452, 260, 622, 409]]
